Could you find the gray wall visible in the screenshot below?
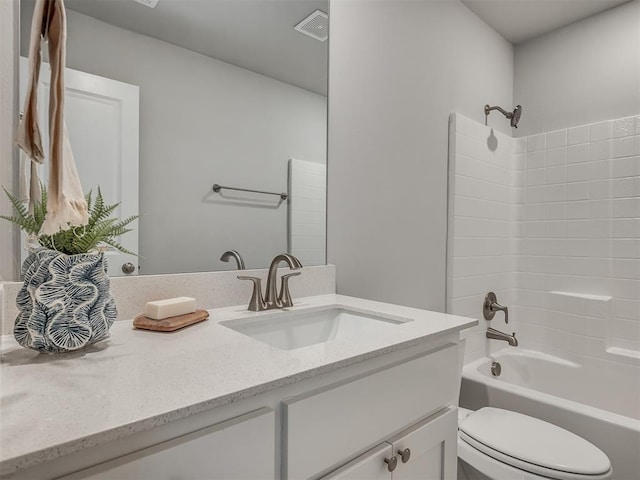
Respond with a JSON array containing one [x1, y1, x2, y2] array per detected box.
[[327, 0, 514, 311], [20, 8, 327, 275], [514, 0, 640, 136]]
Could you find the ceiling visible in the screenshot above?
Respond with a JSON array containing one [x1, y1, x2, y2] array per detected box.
[[63, 0, 328, 96], [42, 0, 632, 95], [461, 0, 632, 44]]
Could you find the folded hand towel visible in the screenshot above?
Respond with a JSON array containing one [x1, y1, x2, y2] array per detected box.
[[18, 150, 31, 203], [15, 0, 88, 234], [18, 150, 42, 214]]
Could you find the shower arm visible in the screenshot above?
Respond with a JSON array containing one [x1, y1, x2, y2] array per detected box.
[[484, 104, 513, 119]]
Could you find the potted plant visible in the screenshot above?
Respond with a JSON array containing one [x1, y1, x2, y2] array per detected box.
[[1, 188, 137, 353]]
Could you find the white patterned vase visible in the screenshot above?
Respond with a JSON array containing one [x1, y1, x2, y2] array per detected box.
[[14, 248, 117, 353]]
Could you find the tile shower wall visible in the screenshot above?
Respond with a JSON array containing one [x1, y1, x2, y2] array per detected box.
[[519, 116, 640, 360], [447, 113, 519, 363], [449, 113, 639, 364]]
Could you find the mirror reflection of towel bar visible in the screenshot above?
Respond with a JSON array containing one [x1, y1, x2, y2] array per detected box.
[[212, 183, 288, 200]]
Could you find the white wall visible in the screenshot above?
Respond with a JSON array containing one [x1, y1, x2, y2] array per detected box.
[[19, 8, 327, 275], [514, 0, 640, 136], [327, 0, 514, 311]]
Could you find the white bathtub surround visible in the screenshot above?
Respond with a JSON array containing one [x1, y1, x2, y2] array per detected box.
[[520, 116, 640, 359], [0, 265, 336, 335], [0, 294, 475, 477], [447, 113, 520, 363], [460, 349, 640, 480], [448, 114, 640, 365]]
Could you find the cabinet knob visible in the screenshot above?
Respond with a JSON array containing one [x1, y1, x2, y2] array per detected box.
[[384, 455, 398, 472], [398, 448, 411, 463]]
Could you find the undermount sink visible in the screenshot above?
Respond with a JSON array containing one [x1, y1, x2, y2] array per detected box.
[[220, 307, 412, 350]]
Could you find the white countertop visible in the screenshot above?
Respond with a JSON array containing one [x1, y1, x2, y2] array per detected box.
[[0, 294, 476, 475]]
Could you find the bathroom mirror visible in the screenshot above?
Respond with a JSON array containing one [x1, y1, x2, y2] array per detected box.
[[18, 0, 328, 276]]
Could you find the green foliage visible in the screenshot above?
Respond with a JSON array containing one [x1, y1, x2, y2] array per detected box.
[[1, 187, 138, 256]]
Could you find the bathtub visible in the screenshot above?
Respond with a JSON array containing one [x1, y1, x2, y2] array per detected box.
[[460, 349, 640, 480]]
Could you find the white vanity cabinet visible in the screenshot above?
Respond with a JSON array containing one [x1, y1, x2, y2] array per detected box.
[[3, 337, 466, 480], [321, 408, 458, 480], [60, 408, 275, 480], [283, 344, 459, 479]]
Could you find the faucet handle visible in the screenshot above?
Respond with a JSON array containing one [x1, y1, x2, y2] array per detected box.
[[237, 276, 265, 311], [279, 272, 301, 308], [483, 292, 509, 324]]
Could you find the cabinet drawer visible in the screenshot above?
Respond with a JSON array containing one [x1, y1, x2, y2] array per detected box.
[[283, 343, 459, 479], [62, 408, 275, 480]]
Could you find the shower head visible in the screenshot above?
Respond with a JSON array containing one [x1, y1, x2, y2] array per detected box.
[[484, 104, 523, 128], [511, 105, 522, 128]]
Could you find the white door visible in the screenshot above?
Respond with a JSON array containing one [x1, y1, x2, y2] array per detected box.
[[389, 408, 458, 480], [319, 443, 392, 480], [19, 58, 139, 277]]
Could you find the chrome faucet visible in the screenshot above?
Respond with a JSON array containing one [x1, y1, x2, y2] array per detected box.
[[238, 254, 302, 311], [220, 250, 246, 270], [486, 328, 518, 346]]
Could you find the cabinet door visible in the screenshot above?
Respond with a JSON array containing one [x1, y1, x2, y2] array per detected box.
[[62, 408, 275, 480], [284, 344, 459, 479], [319, 443, 393, 480], [390, 408, 457, 480]]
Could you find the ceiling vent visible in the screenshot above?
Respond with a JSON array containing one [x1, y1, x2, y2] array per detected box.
[[294, 10, 328, 42], [132, 0, 159, 8]]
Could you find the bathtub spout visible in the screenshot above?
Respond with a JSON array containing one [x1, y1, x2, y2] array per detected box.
[[486, 327, 518, 346]]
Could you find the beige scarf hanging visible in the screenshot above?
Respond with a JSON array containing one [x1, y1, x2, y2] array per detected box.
[[15, 0, 88, 235]]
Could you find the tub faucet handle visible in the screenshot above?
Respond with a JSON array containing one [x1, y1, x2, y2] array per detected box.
[[483, 292, 509, 323]]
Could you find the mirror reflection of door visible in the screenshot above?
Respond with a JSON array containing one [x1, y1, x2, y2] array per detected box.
[[19, 57, 140, 277]]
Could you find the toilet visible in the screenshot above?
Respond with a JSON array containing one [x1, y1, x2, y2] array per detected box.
[[457, 407, 612, 480]]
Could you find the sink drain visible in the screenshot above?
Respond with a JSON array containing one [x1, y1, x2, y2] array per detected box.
[[491, 361, 501, 376]]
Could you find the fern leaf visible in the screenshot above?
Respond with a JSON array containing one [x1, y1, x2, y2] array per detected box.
[[91, 203, 119, 225], [110, 215, 139, 232], [101, 238, 138, 257], [88, 188, 106, 225], [85, 190, 93, 213], [106, 227, 133, 239], [72, 219, 117, 253], [2, 186, 138, 256], [2, 188, 27, 216]]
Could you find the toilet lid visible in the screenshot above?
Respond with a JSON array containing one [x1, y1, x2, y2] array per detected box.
[[459, 408, 611, 478]]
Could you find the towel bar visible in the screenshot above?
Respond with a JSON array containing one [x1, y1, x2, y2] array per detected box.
[[212, 183, 288, 200]]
